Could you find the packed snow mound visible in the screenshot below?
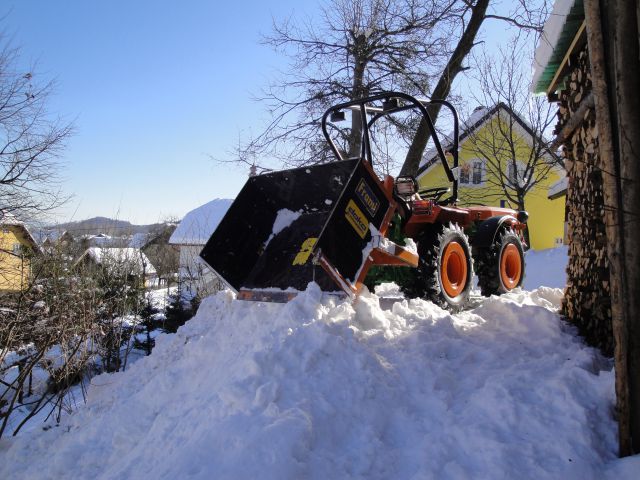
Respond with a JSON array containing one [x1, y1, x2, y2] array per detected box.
[[2, 285, 631, 479]]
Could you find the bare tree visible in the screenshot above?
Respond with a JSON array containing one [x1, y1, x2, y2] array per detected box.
[[142, 221, 179, 286], [0, 249, 100, 438], [236, 0, 465, 170], [234, 0, 551, 176], [460, 38, 559, 212], [584, 0, 640, 456], [77, 248, 150, 372], [0, 33, 73, 220], [400, 0, 550, 176]]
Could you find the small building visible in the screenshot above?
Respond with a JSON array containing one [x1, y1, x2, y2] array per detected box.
[[81, 233, 116, 247], [417, 103, 566, 250], [75, 247, 158, 289], [0, 212, 41, 292], [36, 229, 74, 251], [169, 198, 233, 299]]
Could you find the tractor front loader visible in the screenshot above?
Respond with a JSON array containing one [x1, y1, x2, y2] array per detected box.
[[200, 92, 528, 311]]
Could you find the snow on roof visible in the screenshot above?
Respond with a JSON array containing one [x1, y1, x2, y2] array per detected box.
[[128, 232, 150, 248], [2, 278, 631, 478], [465, 105, 491, 126], [33, 229, 62, 244], [77, 247, 156, 275], [417, 105, 499, 177], [417, 104, 559, 179], [420, 106, 492, 165], [0, 211, 21, 227], [531, 0, 584, 93], [169, 198, 234, 246], [548, 176, 568, 199], [0, 211, 41, 252]]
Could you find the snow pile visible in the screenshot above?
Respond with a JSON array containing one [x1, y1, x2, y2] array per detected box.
[[2, 283, 634, 479], [169, 198, 233, 245]]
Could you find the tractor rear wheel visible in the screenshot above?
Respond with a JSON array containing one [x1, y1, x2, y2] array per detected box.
[[412, 223, 473, 312], [475, 228, 525, 296]]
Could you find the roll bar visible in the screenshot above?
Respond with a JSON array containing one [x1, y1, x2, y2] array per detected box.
[[321, 91, 460, 205]]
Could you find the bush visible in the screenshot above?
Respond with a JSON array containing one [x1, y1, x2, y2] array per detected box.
[[163, 294, 193, 334]]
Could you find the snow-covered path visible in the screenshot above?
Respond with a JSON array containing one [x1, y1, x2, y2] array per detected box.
[[2, 281, 636, 479]]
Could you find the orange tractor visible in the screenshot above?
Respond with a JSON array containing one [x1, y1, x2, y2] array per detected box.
[[201, 92, 528, 311]]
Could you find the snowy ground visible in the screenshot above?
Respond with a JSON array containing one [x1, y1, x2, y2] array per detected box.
[[2, 252, 638, 479], [523, 245, 568, 290], [3, 248, 638, 478], [0, 287, 176, 437]]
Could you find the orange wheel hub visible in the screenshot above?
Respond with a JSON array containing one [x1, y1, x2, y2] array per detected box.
[[500, 243, 522, 290], [441, 241, 468, 298]]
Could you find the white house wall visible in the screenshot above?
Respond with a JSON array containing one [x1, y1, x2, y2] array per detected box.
[[178, 245, 223, 299]]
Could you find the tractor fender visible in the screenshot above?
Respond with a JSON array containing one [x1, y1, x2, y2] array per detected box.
[[471, 215, 518, 249]]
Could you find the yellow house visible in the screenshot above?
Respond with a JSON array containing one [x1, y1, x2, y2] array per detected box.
[[416, 104, 566, 250], [0, 212, 41, 292]]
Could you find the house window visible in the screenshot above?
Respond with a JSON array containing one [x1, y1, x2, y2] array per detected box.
[[459, 164, 470, 184], [472, 161, 484, 184], [12, 243, 22, 255]]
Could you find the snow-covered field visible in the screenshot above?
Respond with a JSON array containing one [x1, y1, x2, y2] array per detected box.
[[2, 247, 639, 478]]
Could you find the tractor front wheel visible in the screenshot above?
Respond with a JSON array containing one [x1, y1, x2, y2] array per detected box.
[[475, 228, 525, 296], [414, 223, 473, 312]]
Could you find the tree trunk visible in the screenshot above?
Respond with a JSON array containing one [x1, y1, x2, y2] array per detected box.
[[400, 0, 490, 176], [608, 0, 640, 455], [349, 40, 368, 158], [584, 0, 640, 456]]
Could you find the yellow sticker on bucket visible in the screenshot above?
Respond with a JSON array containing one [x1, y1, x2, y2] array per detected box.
[[293, 237, 318, 265], [345, 199, 368, 239]]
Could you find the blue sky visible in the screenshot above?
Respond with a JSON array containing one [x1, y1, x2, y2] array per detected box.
[[5, 1, 529, 225], [6, 0, 307, 224]]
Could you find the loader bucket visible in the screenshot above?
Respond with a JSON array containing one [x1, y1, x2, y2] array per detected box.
[[200, 158, 397, 301]]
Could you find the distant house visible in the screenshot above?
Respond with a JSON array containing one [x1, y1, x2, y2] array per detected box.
[[417, 104, 566, 250], [169, 198, 233, 298], [37, 230, 74, 252], [75, 247, 158, 288], [0, 212, 41, 293], [82, 233, 116, 247]]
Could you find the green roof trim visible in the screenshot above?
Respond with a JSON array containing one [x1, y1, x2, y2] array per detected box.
[[533, 0, 585, 94]]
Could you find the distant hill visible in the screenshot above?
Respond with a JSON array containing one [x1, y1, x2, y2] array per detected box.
[[47, 217, 168, 236]]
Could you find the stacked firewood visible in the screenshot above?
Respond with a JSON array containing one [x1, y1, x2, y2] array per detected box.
[[557, 45, 614, 355]]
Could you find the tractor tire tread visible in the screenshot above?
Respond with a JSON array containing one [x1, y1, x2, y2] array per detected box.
[[475, 228, 525, 296], [405, 222, 473, 312]]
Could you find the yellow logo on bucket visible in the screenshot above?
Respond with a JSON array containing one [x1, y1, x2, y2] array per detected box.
[[345, 199, 368, 239], [293, 237, 318, 265], [355, 179, 380, 216]]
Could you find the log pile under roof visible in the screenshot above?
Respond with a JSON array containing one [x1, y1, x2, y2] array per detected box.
[[555, 44, 613, 355]]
